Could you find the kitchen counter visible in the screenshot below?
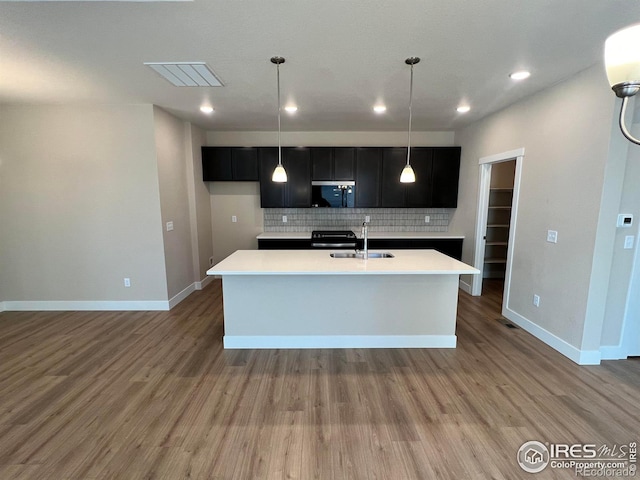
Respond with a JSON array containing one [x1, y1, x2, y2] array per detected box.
[[208, 249, 478, 349], [208, 249, 476, 275]]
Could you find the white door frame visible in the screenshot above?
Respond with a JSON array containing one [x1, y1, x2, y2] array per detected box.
[[471, 148, 525, 304]]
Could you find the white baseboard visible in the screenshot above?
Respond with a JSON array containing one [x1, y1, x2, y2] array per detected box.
[[0, 301, 5, 313], [2, 300, 170, 311], [168, 283, 196, 309], [223, 335, 457, 349], [503, 306, 601, 365], [600, 344, 627, 360], [459, 280, 472, 294], [195, 275, 215, 290]]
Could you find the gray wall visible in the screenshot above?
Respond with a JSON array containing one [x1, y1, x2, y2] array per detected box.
[[453, 65, 617, 352], [0, 105, 168, 302]]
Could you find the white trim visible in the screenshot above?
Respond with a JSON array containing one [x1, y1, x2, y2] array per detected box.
[[223, 335, 457, 349], [168, 283, 195, 309], [0, 302, 5, 313], [479, 147, 525, 165], [195, 275, 214, 290], [2, 300, 170, 311], [503, 306, 601, 365], [472, 149, 524, 297], [459, 279, 472, 294], [600, 344, 627, 361]]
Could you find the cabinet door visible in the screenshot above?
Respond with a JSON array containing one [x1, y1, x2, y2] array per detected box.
[[258, 147, 286, 207], [232, 147, 259, 181], [355, 148, 382, 207], [406, 147, 434, 207], [381, 147, 407, 207], [333, 148, 355, 180], [202, 147, 232, 181], [430, 147, 461, 207], [311, 148, 332, 181], [284, 147, 312, 207]]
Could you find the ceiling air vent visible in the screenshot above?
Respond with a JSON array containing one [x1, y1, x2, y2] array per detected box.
[[144, 62, 224, 87]]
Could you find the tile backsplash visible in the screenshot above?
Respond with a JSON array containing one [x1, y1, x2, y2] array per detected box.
[[264, 208, 450, 232]]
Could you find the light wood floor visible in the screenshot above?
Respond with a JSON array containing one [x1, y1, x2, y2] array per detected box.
[[0, 280, 638, 479]]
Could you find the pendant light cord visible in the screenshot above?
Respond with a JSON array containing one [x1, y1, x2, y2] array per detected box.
[[277, 62, 282, 165], [406, 63, 414, 166]]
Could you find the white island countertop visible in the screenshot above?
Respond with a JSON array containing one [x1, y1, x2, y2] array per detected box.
[[207, 249, 479, 276]]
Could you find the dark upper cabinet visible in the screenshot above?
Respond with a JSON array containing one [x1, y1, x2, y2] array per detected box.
[[355, 147, 382, 207], [259, 147, 311, 208], [311, 147, 355, 181], [406, 147, 434, 207], [430, 147, 461, 208], [381, 147, 407, 207], [381, 147, 434, 208], [311, 148, 332, 180], [202, 146, 258, 181], [284, 147, 311, 207], [259, 147, 285, 207], [202, 147, 232, 181], [333, 148, 355, 180]]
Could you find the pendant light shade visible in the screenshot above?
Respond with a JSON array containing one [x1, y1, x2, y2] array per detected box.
[[400, 164, 416, 183], [271, 56, 288, 182], [604, 23, 640, 145], [401, 57, 420, 183]]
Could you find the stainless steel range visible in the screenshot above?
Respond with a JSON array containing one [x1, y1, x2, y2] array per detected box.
[[310, 230, 358, 249]]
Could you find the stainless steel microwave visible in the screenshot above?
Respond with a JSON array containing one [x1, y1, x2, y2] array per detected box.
[[311, 181, 355, 208]]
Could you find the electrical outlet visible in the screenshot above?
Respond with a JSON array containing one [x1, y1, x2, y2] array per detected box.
[[124, 278, 131, 287], [231, 215, 237, 223], [546, 230, 558, 243], [533, 294, 540, 307], [166, 221, 174, 232], [425, 215, 431, 223], [365, 215, 370, 223], [282, 215, 287, 223]]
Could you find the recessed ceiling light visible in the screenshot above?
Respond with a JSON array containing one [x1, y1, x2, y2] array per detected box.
[[284, 105, 298, 113], [200, 106, 214, 114], [456, 105, 471, 113], [510, 70, 531, 80], [373, 105, 387, 113]]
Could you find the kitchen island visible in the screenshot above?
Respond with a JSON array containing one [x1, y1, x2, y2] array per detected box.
[[207, 249, 479, 349]]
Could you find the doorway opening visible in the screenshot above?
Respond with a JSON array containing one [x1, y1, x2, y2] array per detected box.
[[471, 149, 524, 320]]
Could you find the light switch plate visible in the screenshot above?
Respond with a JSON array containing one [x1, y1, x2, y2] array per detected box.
[[282, 215, 287, 223], [624, 235, 635, 249], [231, 215, 237, 223], [547, 230, 558, 243], [425, 215, 431, 223], [166, 221, 174, 232]]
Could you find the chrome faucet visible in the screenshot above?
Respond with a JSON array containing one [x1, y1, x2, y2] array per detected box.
[[361, 221, 369, 259]]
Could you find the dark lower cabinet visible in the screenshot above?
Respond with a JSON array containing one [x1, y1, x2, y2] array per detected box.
[[367, 238, 462, 260], [258, 237, 463, 260], [259, 147, 311, 208], [202, 146, 259, 181], [355, 148, 382, 207], [258, 239, 311, 249]]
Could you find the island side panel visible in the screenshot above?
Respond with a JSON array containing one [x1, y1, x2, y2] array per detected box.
[[220, 274, 459, 348]]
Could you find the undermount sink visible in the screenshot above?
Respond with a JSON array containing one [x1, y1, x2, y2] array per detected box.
[[330, 252, 395, 259]]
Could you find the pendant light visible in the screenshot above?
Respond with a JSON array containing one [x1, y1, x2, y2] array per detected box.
[[400, 57, 420, 183], [271, 56, 287, 182], [604, 23, 640, 145]]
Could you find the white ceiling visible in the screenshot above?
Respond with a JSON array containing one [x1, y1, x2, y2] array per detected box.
[[1, 1, 639, 132]]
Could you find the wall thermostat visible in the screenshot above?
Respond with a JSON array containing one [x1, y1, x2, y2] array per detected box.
[[617, 214, 633, 228]]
